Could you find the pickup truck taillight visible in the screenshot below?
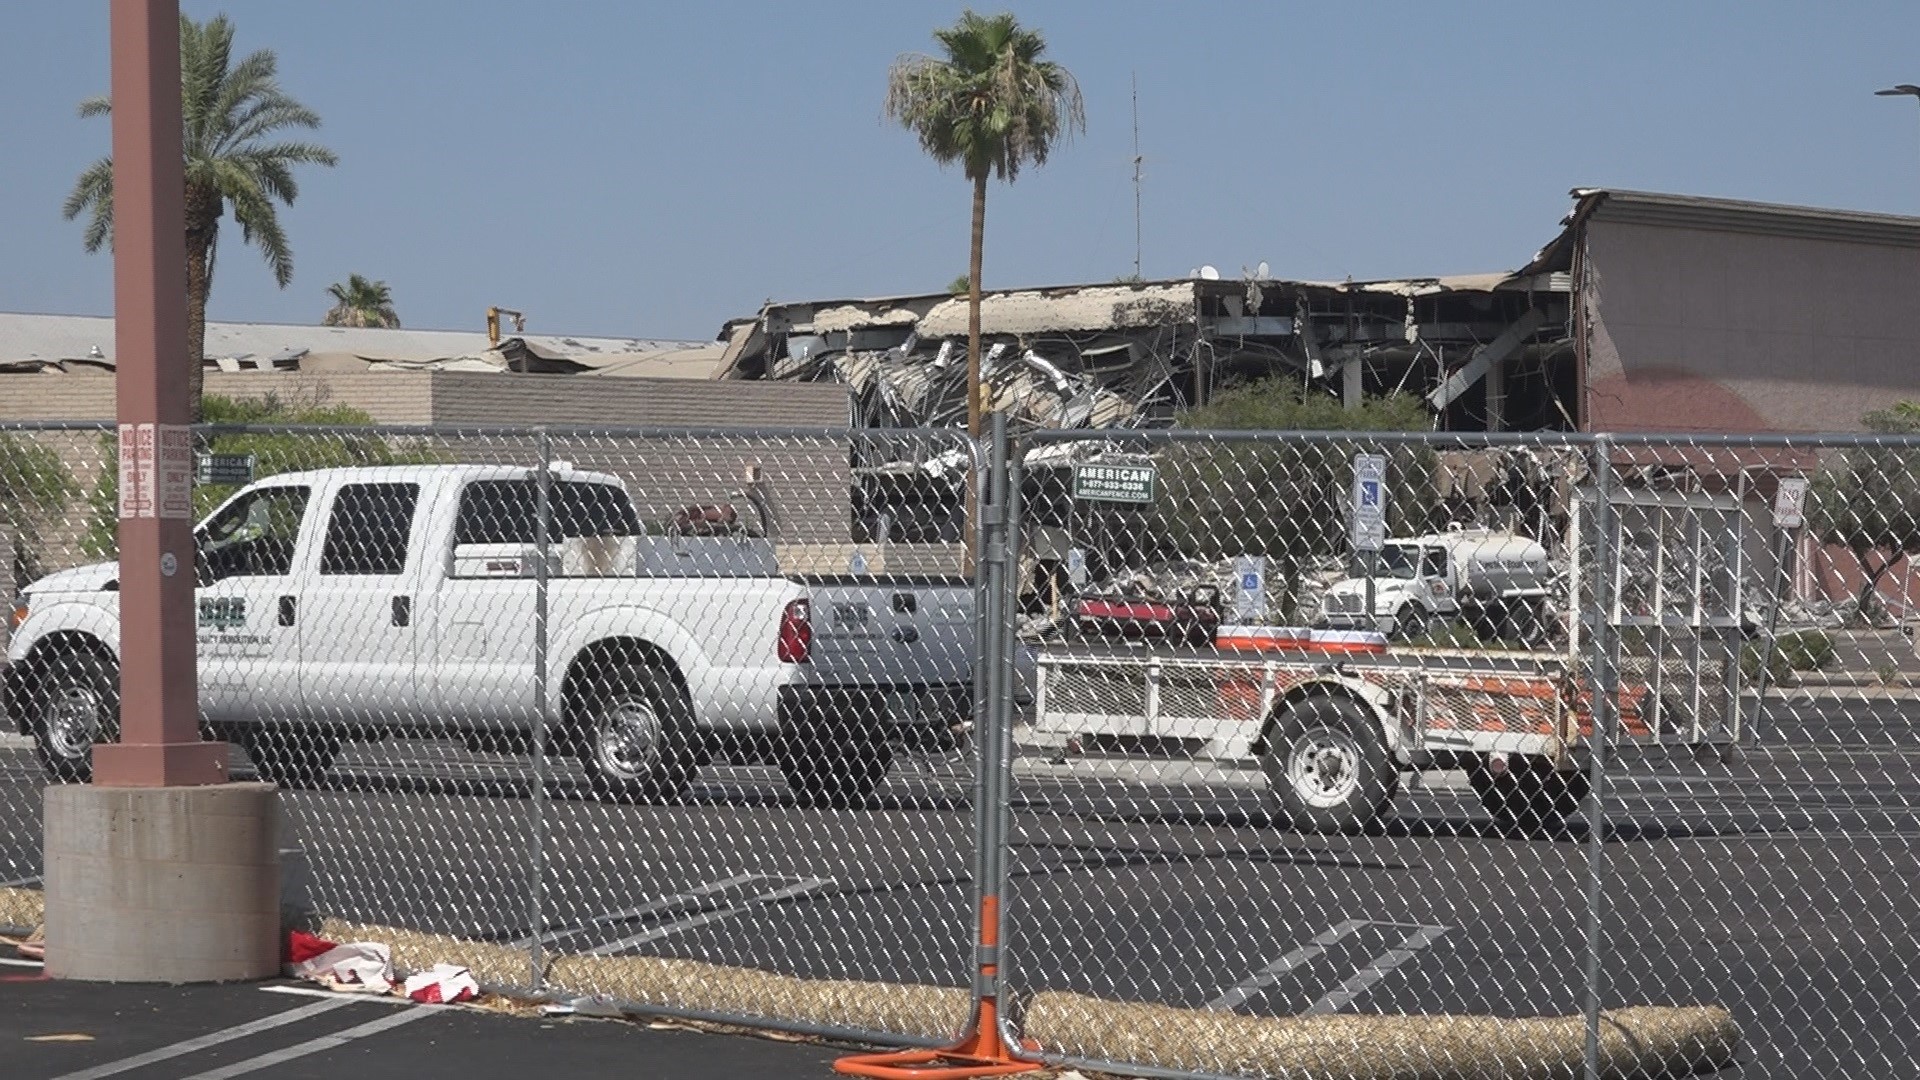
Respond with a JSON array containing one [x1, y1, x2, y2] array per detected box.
[[777, 599, 812, 663]]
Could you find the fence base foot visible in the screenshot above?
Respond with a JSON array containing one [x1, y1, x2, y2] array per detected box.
[[834, 1000, 1038, 1079]]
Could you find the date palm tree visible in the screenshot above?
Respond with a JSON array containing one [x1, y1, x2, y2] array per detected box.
[[323, 274, 401, 329], [886, 10, 1084, 438], [63, 13, 337, 421]]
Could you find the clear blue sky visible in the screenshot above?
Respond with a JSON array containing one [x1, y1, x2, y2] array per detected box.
[[5, 2, 1919, 342]]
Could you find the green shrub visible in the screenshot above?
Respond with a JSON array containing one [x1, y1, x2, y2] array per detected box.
[[1740, 630, 1834, 685], [1778, 630, 1835, 672], [1740, 643, 1795, 686]]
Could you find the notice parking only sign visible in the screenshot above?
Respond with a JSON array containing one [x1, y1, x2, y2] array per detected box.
[[1350, 453, 1387, 552]]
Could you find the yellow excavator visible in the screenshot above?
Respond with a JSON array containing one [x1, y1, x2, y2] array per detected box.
[[485, 306, 526, 347]]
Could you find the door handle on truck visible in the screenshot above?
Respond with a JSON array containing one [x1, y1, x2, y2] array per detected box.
[[392, 595, 411, 627], [277, 596, 296, 626]]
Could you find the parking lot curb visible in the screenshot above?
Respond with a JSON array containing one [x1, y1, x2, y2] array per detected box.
[[1023, 991, 1740, 1080]]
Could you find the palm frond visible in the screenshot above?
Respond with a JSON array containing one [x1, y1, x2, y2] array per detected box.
[[62, 158, 116, 253], [887, 11, 1083, 183], [66, 12, 336, 297], [76, 96, 111, 119]]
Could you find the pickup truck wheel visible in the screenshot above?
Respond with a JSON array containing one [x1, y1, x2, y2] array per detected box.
[[1262, 695, 1396, 835], [31, 650, 119, 783], [779, 718, 893, 809], [1469, 756, 1590, 836], [578, 665, 694, 803], [239, 727, 340, 789]]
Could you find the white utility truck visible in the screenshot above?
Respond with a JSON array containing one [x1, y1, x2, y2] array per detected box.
[[5, 464, 973, 805], [1319, 529, 1553, 641]]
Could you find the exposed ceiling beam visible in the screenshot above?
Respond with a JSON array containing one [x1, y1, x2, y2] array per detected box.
[[1426, 307, 1548, 410]]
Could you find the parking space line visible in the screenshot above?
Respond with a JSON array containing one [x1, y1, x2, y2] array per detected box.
[[534, 873, 764, 946], [260, 984, 411, 1005], [1305, 924, 1449, 1015], [1207, 919, 1370, 1011], [586, 877, 832, 956], [49, 998, 361, 1080], [178, 1006, 441, 1080]]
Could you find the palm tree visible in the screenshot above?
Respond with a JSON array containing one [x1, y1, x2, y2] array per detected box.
[[323, 274, 401, 329], [887, 10, 1084, 438], [63, 13, 337, 421]]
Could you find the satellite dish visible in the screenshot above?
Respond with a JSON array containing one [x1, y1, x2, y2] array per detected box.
[[1256, 260, 1270, 280], [1199, 265, 1220, 280]]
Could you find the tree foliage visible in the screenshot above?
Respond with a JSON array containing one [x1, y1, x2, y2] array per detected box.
[[0, 436, 77, 589], [1157, 381, 1438, 613], [82, 392, 442, 558], [324, 274, 400, 328], [887, 10, 1084, 438], [1809, 402, 1920, 620], [63, 14, 337, 418]]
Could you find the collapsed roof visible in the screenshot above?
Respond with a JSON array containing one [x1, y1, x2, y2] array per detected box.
[[714, 270, 1574, 434]]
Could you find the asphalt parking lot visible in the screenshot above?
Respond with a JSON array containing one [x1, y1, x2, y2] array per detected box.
[[0, 969, 848, 1080], [3, 694, 1917, 1079]]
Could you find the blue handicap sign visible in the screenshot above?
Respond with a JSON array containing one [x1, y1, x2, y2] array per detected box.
[[1359, 479, 1381, 508], [1241, 572, 1260, 592]]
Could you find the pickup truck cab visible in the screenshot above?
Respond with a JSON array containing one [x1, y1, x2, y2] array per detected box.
[[5, 464, 974, 806]]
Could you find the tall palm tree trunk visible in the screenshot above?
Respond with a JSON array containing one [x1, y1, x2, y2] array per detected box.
[[963, 171, 989, 577], [966, 171, 987, 440], [182, 188, 220, 424]]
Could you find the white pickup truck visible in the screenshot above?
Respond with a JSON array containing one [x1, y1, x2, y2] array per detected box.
[[4, 464, 974, 805]]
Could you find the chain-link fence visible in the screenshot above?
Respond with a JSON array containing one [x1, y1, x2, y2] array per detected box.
[[4, 419, 1920, 1077]]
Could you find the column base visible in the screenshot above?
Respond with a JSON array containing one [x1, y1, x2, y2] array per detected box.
[[91, 740, 232, 787], [43, 782, 280, 982]]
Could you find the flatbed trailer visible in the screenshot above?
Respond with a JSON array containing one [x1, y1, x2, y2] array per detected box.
[[1029, 636, 1737, 834]]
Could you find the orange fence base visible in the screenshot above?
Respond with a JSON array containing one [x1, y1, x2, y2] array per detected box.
[[834, 1001, 1039, 1080]]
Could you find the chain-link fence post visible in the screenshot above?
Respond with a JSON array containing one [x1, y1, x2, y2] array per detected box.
[[1582, 433, 1619, 1079], [975, 409, 1015, 1033], [991, 415, 1024, 1052], [528, 426, 552, 990]]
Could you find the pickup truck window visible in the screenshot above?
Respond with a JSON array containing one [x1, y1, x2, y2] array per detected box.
[[453, 480, 640, 545], [197, 486, 310, 582], [320, 483, 421, 576]]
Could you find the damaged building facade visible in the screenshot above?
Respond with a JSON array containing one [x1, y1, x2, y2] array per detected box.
[[714, 188, 1920, 620]]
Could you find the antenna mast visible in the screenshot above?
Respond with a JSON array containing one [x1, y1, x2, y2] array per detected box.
[[1132, 71, 1143, 280]]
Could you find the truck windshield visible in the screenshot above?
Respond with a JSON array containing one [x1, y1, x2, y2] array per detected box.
[[1351, 544, 1420, 579]]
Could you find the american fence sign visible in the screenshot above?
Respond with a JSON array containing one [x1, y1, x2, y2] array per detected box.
[[1073, 462, 1157, 504]]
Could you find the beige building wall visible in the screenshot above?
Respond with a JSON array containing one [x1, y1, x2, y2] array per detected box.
[[1, 372, 864, 591], [1581, 211, 1920, 434]]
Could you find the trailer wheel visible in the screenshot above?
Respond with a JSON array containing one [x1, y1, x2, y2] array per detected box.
[[1262, 695, 1397, 834], [1469, 755, 1590, 836]]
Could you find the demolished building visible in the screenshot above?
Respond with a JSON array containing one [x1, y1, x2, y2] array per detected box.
[[712, 271, 1574, 435]]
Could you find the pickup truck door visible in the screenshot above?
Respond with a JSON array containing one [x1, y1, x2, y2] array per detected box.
[[431, 479, 536, 728], [300, 481, 425, 727], [194, 483, 312, 725]]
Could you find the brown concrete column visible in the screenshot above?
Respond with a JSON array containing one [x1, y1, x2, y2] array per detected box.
[[92, 0, 227, 786]]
